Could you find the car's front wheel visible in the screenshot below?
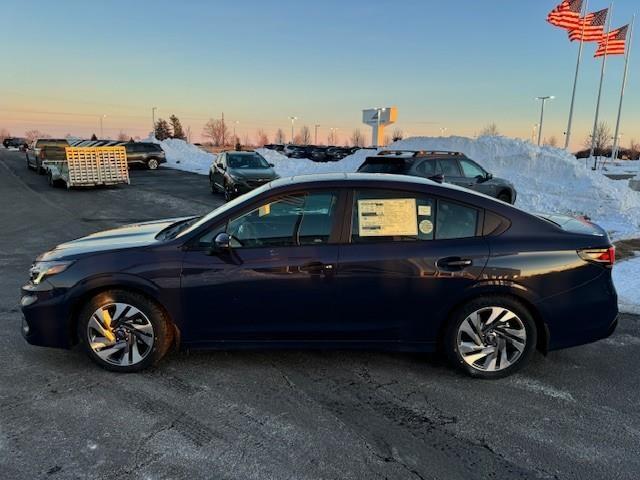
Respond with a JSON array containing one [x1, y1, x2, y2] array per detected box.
[[444, 296, 536, 379], [77, 290, 174, 372]]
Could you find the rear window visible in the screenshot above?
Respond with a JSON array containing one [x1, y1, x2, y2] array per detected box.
[[358, 158, 413, 174], [36, 139, 69, 148]]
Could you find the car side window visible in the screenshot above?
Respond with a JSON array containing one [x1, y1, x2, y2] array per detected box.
[[459, 159, 485, 178], [224, 191, 338, 248], [415, 159, 437, 177], [438, 158, 461, 176], [436, 201, 479, 240], [351, 189, 435, 243]]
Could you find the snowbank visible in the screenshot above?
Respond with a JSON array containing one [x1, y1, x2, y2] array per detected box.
[[613, 256, 640, 314], [148, 137, 216, 175], [147, 136, 640, 239]]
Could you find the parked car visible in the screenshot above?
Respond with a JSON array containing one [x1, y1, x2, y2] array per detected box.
[[309, 146, 330, 162], [21, 173, 617, 377], [264, 144, 285, 152], [209, 150, 278, 200], [326, 146, 352, 161], [3, 137, 28, 150], [26, 138, 70, 174], [284, 144, 310, 158], [358, 150, 517, 204], [123, 142, 166, 170]]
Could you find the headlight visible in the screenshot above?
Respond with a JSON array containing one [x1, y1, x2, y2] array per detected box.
[[29, 261, 74, 285]]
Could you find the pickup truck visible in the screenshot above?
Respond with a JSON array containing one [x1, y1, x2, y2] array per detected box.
[[25, 138, 70, 174]]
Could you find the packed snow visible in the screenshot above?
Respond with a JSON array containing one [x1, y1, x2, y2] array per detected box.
[[613, 256, 640, 314], [150, 136, 640, 239]]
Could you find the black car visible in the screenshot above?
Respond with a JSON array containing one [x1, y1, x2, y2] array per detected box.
[[123, 142, 166, 170], [326, 146, 352, 161], [309, 146, 330, 162], [284, 144, 311, 158], [358, 150, 517, 204], [21, 173, 617, 378], [3, 137, 28, 150], [264, 144, 285, 152], [209, 150, 278, 200]]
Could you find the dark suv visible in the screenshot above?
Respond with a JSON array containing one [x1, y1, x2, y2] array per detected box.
[[3, 137, 28, 150], [123, 142, 166, 170], [358, 150, 517, 204], [209, 151, 278, 200]]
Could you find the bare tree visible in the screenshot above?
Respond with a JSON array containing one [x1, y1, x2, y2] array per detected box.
[[479, 123, 500, 137], [299, 125, 312, 145], [255, 129, 269, 147], [629, 138, 639, 157], [117, 131, 129, 142], [293, 133, 303, 145], [583, 122, 612, 153], [274, 128, 286, 144], [350, 129, 365, 147], [242, 132, 251, 147], [202, 119, 229, 147], [383, 135, 391, 147], [327, 129, 339, 146], [0, 128, 10, 143], [25, 130, 50, 143], [544, 135, 558, 148], [392, 128, 404, 142]]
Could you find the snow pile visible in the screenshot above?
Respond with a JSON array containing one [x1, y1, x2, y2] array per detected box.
[[390, 136, 640, 239], [613, 256, 640, 314], [149, 137, 216, 175], [256, 148, 375, 177]]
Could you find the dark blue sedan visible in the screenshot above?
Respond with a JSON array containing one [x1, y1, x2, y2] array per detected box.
[[20, 174, 618, 378]]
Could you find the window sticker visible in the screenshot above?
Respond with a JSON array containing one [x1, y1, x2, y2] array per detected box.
[[358, 198, 418, 237], [258, 204, 271, 217], [419, 219, 434, 235], [418, 205, 432, 216]]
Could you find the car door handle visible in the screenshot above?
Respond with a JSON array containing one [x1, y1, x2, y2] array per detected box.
[[437, 257, 473, 269], [300, 262, 334, 274]]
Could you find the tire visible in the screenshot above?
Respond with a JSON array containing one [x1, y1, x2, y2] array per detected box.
[[497, 191, 512, 203], [443, 296, 537, 379], [209, 174, 217, 194], [223, 180, 233, 201], [47, 171, 56, 188], [147, 158, 159, 170], [77, 290, 174, 373], [26, 155, 33, 170], [36, 161, 44, 175]]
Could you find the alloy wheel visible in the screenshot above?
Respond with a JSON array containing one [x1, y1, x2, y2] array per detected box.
[[87, 302, 155, 366], [147, 158, 159, 170], [456, 306, 526, 372]]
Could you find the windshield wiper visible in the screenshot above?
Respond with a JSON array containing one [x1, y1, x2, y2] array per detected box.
[[157, 217, 200, 240]]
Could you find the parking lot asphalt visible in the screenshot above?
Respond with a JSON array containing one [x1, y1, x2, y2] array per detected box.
[[1, 147, 639, 480]]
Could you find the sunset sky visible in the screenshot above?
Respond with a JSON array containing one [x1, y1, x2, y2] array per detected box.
[[0, 0, 637, 149]]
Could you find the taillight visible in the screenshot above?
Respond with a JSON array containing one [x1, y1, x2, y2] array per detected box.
[[578, 246, 615, 267]]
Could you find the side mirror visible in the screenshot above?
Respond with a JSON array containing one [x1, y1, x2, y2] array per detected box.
[[485, 172, 493, 180], [428, 173, 445, 184], [208, 232, 231, 255], [269, 163, 274, 167]]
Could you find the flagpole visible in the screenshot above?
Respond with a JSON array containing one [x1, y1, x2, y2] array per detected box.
[[590, 2, 614, 170], [611, 15, 635, 162], [565, 0, 589, 150]]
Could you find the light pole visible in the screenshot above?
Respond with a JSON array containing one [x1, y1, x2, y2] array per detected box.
[[151, 107, 157, 132], [536, 96, 554, 146], [440, 127, 448, 136], [289, 116, 298, 144], [374, 107, 386, 147], [314, 124, 320, 144], [99, 114, 107, 139], [329, 127, 339, 145]]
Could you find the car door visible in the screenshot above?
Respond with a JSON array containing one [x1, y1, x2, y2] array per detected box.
[[459, 158, 494, 196], [211, 153, 226, 190], [438, 158, 469, 188], [180, 189, 346, 344], [335, 188, 489, 343]]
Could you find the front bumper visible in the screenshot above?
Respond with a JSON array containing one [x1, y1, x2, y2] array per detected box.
[[20, 282, 74, 349]]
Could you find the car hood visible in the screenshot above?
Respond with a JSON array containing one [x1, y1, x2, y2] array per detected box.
[[37, 217, 193, 261], [483, 176, 513, 187], [230, 168, 277, 180]]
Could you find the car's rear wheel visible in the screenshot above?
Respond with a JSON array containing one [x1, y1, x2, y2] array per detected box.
[[209, 174, 217, 194], [77, 290, 174, 372], [444, 296, 536, 379], [147, 158, 159, 170], [223, 180, 233, 201]]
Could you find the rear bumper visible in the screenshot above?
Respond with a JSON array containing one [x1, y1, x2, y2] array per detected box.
[[538, 271, 618, 351]]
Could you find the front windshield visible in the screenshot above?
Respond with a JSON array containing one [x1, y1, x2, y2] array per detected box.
[[174, 182, 273, 239], [228, 153, 270, 169]]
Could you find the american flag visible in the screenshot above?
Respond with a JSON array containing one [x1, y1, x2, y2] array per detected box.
[[568, 9, 608, 42], [547, 0, 583, 30], [595, 25, 629, 58]]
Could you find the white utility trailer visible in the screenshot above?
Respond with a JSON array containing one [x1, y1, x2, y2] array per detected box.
[[45, 146, 130, 188]]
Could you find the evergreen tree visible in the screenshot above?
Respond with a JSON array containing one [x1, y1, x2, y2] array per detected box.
[[154, 118, 171, 141], [169, 114, 186, 140], [91, 133, 98, 141]]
